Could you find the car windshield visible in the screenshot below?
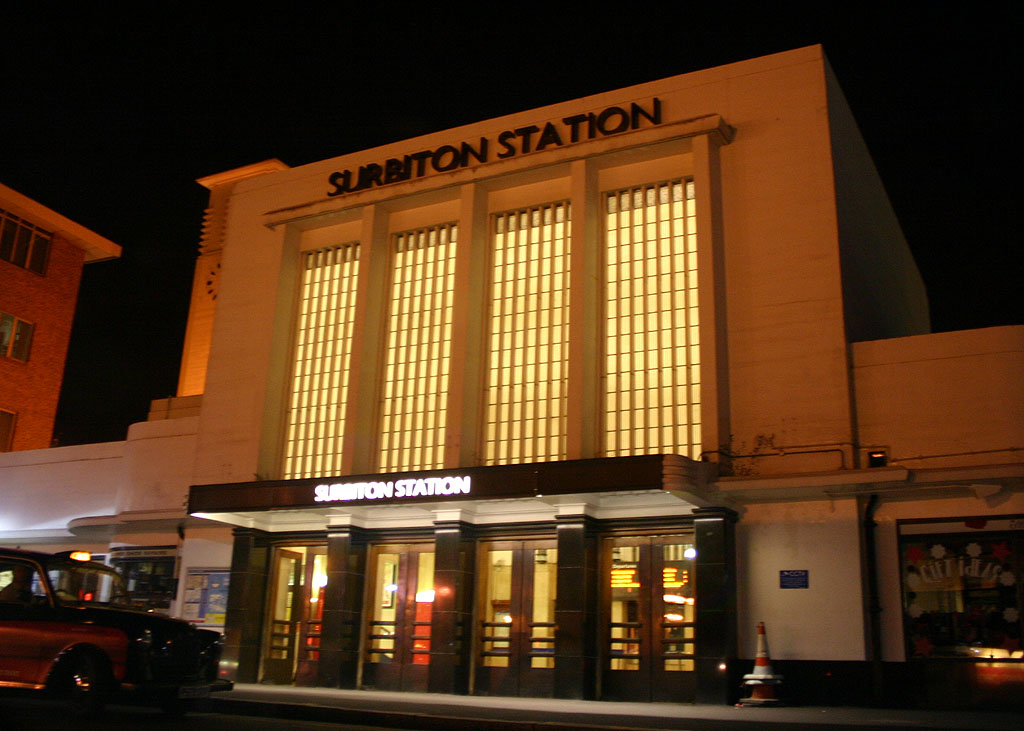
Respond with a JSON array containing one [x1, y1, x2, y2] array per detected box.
[[46, 560, 132, 607]]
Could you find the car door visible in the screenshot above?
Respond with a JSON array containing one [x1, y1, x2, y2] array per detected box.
[[0, 559, 48, 686]]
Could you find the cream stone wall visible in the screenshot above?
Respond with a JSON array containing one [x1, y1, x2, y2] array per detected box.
[[191, 46, 879, 485], [853, 326, 1024, 468], [823, 60, 929, 342], [737, 499, 866, 660]]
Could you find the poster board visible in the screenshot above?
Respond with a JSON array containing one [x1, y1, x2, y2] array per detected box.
[[182, 567, 230, 628]]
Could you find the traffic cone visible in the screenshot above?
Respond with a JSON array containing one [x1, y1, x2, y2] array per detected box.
[[739, 621, 783, 706]]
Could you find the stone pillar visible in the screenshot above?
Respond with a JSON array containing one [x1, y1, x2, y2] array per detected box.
[[428, 519, 475, 694], [222, 527, 269, 683], [554, 513, 598, 699], [317, 526, 367, 688], [693, 506, 739, 704]]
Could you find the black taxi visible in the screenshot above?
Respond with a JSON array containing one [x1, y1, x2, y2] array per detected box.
[[0, 547, 231, 715]]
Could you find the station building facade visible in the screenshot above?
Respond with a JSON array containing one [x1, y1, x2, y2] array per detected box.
[[1, 46, 1022, 707]]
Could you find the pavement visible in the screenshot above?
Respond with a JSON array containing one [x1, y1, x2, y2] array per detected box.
[[209, 684, 1024, 730]]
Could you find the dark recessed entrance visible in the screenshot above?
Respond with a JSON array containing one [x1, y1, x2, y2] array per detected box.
[[362, 544, 434, 692], [474, 540, 558, 697], [601, 535, 696, 702], [261, 545, 327, 685]]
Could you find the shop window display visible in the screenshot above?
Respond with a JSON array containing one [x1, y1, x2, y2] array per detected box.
[[901, 531, 1021, 659]]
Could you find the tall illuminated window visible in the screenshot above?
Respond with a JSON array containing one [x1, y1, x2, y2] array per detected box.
[[378, 223, 458, 472], [604, 180, 700, 459], [483, 202, 570, 464], [283, 243, 360, 479]]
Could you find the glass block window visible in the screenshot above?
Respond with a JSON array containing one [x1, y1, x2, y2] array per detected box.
[[378, 223, 458, 472], [483, 202, 570, 464], [0, 208, 51, 275], [282, 243, 360, 479], [901, 530, 1022, 659], [603, 179, 700, 459]]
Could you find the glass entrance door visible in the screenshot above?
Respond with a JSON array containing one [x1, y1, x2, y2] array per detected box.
[[475, 540, 557, 697], [601, 535, 695, 701], [362, 544, 435, 692], [261, 546, 328, 685]]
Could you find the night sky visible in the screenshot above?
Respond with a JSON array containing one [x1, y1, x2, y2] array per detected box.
[[1, 5, 1020, 446]]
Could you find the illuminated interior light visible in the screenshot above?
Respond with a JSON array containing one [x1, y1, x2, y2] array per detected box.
[[378, 224, 457, 472], [664, 612, 684, 622], [684, 547, 696, 559], [483, 203, 570, 465], [385, 583, 398, 594], [503, 614, 513, 624], [283, 243, 360, 479], [603, 180, 700, 459], [415, 589, 435, 603]]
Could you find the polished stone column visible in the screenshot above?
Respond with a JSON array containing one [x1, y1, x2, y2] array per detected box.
[[554, 513, 599, 699], [222, 527, 270, 683], [428, 520, 475, 694], [693, 506, 739, 704], [317, 526, 367, 688]]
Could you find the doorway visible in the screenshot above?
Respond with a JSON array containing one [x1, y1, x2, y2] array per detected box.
[[601, 535, 696, 701], [474, 540, 557, 697], [362, 544, 435, 692], [261, 545, 327, 685]]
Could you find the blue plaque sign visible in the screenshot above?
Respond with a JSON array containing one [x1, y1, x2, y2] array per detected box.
[[780, 569, 809, 589]]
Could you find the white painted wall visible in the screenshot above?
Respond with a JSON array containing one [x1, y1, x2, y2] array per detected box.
[[0, 441, 123, 537], [118, 417, 200, 514], [736, 499, 865, 660]]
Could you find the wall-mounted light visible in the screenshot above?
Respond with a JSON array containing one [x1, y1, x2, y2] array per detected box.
[[867, 450, 887, 468]]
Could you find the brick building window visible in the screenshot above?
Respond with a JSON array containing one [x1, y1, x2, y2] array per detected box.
[[0, 410, 14, 452], [0, 208, 51, 275], [0, 312, 34, 362]]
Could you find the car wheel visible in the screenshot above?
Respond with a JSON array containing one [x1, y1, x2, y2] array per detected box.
[[63, 652, 109, 718]]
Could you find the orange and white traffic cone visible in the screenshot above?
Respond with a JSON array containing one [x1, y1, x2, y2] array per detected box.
[[739, 621, 783, 706]]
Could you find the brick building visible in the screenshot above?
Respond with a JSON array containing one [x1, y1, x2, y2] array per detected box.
[[0, 183, 120, 451]]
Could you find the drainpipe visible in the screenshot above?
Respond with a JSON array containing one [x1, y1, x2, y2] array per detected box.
[[861, 494, 884, 705]]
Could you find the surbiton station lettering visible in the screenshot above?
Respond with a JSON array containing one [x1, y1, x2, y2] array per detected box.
[[327, 98, 662, 197], [313, 475, 472, 503]]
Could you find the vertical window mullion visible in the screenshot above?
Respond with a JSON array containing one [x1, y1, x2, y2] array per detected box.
[[603, 179, 699, 458], [483, 201, 570, 465], [283, 243, 360, 479], [378, 223, 457, 472]]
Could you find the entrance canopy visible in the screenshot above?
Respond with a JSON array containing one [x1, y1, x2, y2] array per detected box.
[[189, 454, 716, 531]]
